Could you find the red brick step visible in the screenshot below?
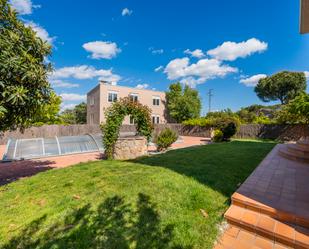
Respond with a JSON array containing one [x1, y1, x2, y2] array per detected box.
[[224, 205, 309, 249]]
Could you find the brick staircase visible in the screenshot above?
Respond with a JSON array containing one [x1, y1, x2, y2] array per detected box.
[[279, 138, 309, 164], [214, 144, 309, 249]]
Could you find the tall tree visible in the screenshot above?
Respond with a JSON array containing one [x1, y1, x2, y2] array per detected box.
[[277, 93, 309, 124], [254, 71, 306, 104], [166, 82, 201, 123], [33, 92, 63, 125], [60, 102, 87, 124], [74, 102, 87, 124], [0, 0, 54, 131]]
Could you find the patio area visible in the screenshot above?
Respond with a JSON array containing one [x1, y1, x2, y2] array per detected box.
[[214, 144, 309, 249], [0, 136, 209, 186]]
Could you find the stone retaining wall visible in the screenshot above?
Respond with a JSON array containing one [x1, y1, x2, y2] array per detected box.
[[113, 136, 147, 160]]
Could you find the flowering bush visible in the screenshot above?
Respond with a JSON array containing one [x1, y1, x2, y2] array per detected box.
[[101, 97, 153, 159]]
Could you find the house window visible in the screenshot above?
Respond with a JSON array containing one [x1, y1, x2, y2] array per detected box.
[[108, 92, 118, 102], [152, 96, 160, 106], [129, 94, 138, 102], [90, 114, 94, 124], [152, 115, 160, 124], [90, 96, 95, 106]]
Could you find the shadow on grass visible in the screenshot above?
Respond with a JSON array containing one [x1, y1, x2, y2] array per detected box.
[[0, 160, 55, 186], [3, 193, 191, 249], [135, 140, 276, 198]]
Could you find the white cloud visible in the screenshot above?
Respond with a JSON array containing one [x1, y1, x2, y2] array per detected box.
[[184, 49, 205, 58], [240, 74, 267, 87], [164, 57, 238, 86], [207, 38, 268, 61], [82, 41, 121, 59], [25, 21, 55, 44], [61, 103, 77, 111], [51, 65, 121, 84], [154, 65, 164, 72], [305, 71, 309, 79], [179, 77, 207, 88], [149, 47, 164, 55], [135, 84, 149, 89], [10, 0, 40, 15], [122, 8, 133, 16], [51, 80, 79, 88], [60, 93, 86, 102]]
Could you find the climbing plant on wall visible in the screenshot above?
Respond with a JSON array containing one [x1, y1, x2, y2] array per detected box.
[[101, 97, 153, 159]]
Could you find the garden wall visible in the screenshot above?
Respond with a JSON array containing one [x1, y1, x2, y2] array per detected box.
[[1, 123, 308, 145], [0, 124, 212, 145], [235, 124, 309, 141]]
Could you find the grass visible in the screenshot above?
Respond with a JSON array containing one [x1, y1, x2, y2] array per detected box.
[[0, 140, 275, 249]]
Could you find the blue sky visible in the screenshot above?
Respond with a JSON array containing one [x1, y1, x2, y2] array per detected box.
[[10, 0, 309, 113]]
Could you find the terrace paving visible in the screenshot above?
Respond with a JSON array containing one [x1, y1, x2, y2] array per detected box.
[[214, 144, 309, 249]]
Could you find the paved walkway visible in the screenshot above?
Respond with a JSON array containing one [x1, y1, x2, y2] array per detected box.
[[0, 136, 209, 186], [214, 144, 309, 249]]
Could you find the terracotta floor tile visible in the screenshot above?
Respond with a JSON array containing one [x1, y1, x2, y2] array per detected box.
[[273, 241, 292, 249], [225, 205, 244, 221], [226, 226, 240, 238], [219, 234, 236, 248], [233, 239, 255, 249], [237, 230, 256, 244], [213, 243, 226, 249], [295, 226, 309, 248], [274, 221, 295, 242], [241, 210, 259, 227], [254, 235, 274, 249], [257, 215, 276, 234]]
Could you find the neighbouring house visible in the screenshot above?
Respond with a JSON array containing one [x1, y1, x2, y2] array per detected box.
[[87, 81, 169, 125], [301, 0, 309, 34]]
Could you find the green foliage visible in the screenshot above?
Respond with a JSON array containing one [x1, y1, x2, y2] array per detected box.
[[101, 97, 153, 159], [205, 109, 237, 119], [60, 109, 76, 124], [182, 118, 213, 127], [33, 92, 63, 125], [59, 102, 87, 125], [213, 129, 223, 142], [166, 82, 201, 123], [254, 71, 307, 104], [275, 93, 309, 124], [154, 128, 178, 151], [212, 117, 240, 141], [0, 0, 54, 132], [252, 115, 272, 124], [74, 102, 87, 124]]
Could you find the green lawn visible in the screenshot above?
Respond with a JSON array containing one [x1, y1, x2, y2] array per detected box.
[[0, 140, 275, 249]]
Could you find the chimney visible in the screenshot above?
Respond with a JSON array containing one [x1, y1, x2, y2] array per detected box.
[[100, 80, 112, 85]]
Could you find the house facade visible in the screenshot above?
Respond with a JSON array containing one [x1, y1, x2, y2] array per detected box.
[[87, 81, 169, 125]]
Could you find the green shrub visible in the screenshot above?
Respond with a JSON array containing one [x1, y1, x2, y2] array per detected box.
[[212, 117, 240, 141], [213, 129, 223, 142], [154, 128, 178, 151]]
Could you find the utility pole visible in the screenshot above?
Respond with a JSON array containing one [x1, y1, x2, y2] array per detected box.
[[207, 89, 213, 113]]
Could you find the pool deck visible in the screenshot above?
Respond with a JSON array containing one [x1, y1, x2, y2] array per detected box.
[[0, 136, 209, 186]]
